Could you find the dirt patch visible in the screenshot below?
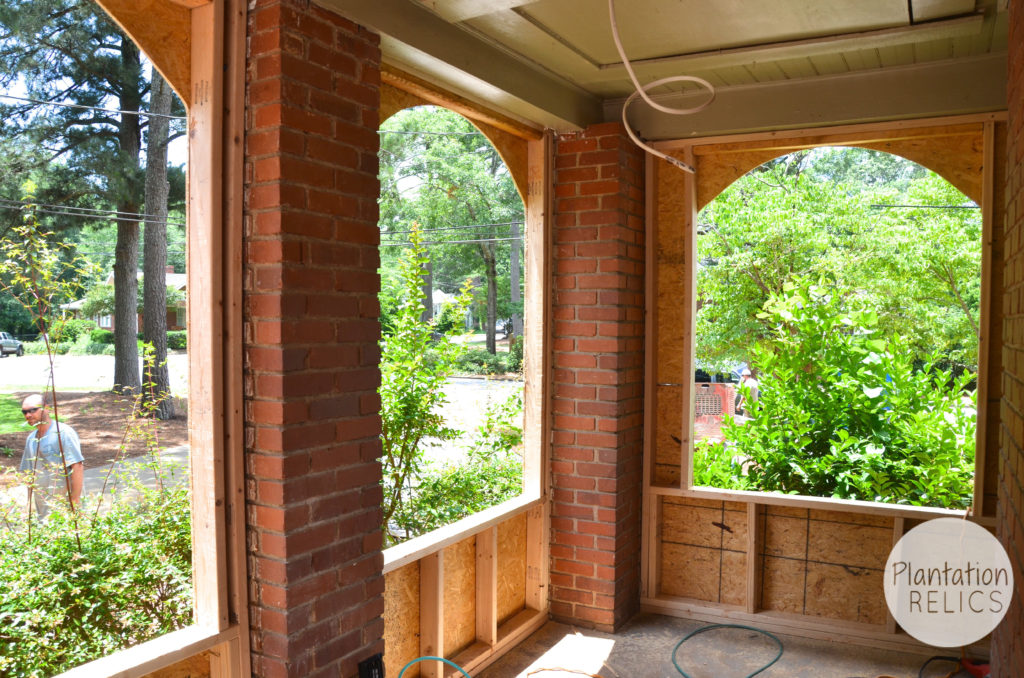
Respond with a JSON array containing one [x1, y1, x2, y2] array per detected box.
[[0, 391, 188, 477]]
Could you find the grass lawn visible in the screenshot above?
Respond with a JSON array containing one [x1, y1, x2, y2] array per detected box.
[[0, 393, 26, 458]]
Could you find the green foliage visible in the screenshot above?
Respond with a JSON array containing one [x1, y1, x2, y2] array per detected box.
[[167, 331, 187, 351], [507, 336, 524, 373], [379, 225, 473, 541], [0, 487, 193, 677], [696, 149, 981, 372], [455, 347, 513, 375], [51, 318, 96, 343], [695, 279, 976, 509], [434, 302, 463, 334], [90, 328, 115, 344], [393, 392, 524, 539], [80, 281, 184, 318]]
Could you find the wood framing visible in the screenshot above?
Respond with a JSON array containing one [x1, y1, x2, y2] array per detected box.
[[641, 114, 1008, 650], [61, 1, 251, 676]]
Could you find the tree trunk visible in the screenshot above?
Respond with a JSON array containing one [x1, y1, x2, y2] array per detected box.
[[143, 68, 174, 419], [481, 242, 498, 354], [112, 38, 143, 394]]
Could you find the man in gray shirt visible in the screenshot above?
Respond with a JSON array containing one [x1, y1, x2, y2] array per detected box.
[[19, 394, 84, 518]]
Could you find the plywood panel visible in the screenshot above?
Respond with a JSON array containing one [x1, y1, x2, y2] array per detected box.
[[142, 653, 211, 678], [654, 385, 682, 485], [656, 163, 690, 385], [443, 536, 477, 657], [761, 556, 806, 614], [385, 562, 421, 678], [764, 513, 808, 560], [807, 521, 892, 571], [93, 0, 191, 105], [661, 542, 720, 602], [497, 512, 527, 624], [721, 550, 748, 607], [805, 562, 886, 625]]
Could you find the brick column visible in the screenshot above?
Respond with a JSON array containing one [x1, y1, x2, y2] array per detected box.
[[994, 1, 1024, 674], [549, 122, 645, 631], [245, 2, 383, 677]]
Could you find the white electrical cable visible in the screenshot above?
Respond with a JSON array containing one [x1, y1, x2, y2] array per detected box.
[[608, 0, 716, 173]]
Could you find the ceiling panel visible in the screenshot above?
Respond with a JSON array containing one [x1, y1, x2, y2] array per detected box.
[[518, 0, 909, 64]]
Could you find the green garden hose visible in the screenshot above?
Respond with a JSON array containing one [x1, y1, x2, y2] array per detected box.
[[671, 624, 784, 678], [398, 655, 473, 678]]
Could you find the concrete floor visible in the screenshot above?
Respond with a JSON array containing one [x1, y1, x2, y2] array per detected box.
[[477, 614, 978, 678]]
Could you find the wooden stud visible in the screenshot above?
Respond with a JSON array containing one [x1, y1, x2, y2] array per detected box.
[[420, 552, 445, 678], [974, 120, 995, 518], [188, 0, 229, 632], [886, 517, 906, 634], [680, 148, 698, 490], [523, 132, 553, 501], [525, 502, 549, 611], [641, 153, 658, 598], [746, 503, 763, 615], [476, 528, 498, 646]]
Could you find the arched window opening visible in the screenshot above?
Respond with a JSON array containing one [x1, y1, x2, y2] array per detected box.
[[377, 105, 528, 544], [690, 147, 980, 510]]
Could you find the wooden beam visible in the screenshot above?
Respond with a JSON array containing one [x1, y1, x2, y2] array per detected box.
[[525, 502, 549, 611], [974, 120, 995, 517], [745, 503, 763, 615], [886, 517, 906, 635], [679, 149, 697, 490], [476, 527, 498, 646], [187, 0, 229, 631], [420, 552, 445, 678]]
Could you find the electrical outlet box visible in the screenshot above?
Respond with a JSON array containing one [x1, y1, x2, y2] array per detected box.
[[358, 653, 384, 678]]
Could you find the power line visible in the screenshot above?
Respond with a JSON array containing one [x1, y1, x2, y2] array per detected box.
[[0, 93, 187, 121], [379, 129, 483, 137], [381, 221, 523, 236], [380, 236, 521, 247], [870, 204, 980, 210], [0, 199, 186, 226]]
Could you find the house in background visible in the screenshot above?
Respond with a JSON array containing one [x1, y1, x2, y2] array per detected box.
[[64, 265, 187, 332]]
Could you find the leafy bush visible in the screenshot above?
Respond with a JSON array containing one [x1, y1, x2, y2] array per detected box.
[[167, 331, 187, 350], [434, 302, 463, 334], [90, 328, 115, 344], [393, 392, 524, 539], [22, 340, 72, 355], [508, 336, 523, 373], [380, 225, 472, 542], [85, 342, 116, 355], [695, 279, 976, 509], [0, 486, 193, 676], [456, 348, 510, 375], [49, 318, 95, 343]]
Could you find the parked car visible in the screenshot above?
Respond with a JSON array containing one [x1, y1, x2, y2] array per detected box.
[[0, 331, 24, 357]]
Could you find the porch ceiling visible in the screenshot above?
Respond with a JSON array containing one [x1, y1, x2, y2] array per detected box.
[[320, 0, 1008, 134]]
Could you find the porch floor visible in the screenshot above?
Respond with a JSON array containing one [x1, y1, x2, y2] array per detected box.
[[477, 613, 973, 678]]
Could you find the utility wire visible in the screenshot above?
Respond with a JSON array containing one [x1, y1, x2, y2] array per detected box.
[[379, 129, 483, 137], [870, 203, 980, 210], [381, 221, 523, 236], [0, 199, 186, 226], [0, 93, 187, 121], [380, 236, 521, 247]]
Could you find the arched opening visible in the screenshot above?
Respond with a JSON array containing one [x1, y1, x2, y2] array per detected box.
[[376, 103, 528, 541], [691, 147, 980, 509]]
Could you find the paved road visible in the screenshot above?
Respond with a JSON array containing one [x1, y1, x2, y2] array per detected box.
[[0, 353, 190, 395]]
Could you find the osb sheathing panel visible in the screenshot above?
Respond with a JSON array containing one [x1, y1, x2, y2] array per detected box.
[[141, 652, 211, 678], [654, 385, 682, 485], [660, 497, 747, 606], [757, 508, 891, 625], [690, 123, 985, 209], [385, 562, 421, 678], [497, 512, 527, 624], [655, 163, 690, 385], [92, 0, 191, 106], [443, 536, 477, 657], [379, 82, 529, 202]]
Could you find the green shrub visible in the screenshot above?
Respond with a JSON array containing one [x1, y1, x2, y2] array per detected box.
[[85, 342, 116, 355], [167, 331, 187, 351], [90, 328, 115, 344], [508, 336, 524, 373], [393, 391, 524, 539], [0, 486, 193, 676], [434, 303, 463, 334], [455, 348, 509, 375], [695, 279, 976, 509], [49, 318, 95, 343]]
